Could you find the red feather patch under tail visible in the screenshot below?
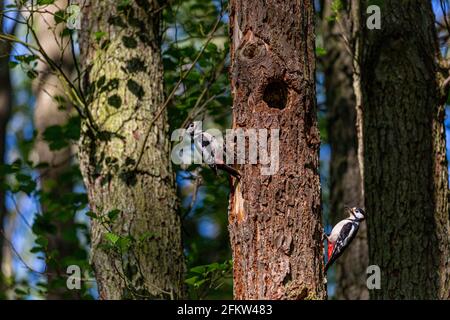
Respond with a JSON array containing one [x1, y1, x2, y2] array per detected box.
[[327, 242, 334, 261]]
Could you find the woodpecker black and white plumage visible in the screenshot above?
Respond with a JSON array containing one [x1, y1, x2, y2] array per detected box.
[[323, 207, 366, 272], [186, 122, 241, 179]]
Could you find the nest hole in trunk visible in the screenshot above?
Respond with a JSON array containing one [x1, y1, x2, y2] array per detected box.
[[263, 80, 288, 110]]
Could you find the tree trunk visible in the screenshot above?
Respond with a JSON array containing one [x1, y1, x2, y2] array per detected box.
[[78, 0, 185, 299], [360, 1, 450, 299], [228, 0, 326, 299], [321, 1, 368, 299], [32, 2, 80, 299], [0, 0, 13, 296]]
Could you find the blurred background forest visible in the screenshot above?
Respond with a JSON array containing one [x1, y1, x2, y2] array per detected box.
[[0, 0, 449, 300]]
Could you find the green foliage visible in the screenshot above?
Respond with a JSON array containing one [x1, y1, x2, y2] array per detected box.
[[37, 0, 56, 5], [0, 94, 92, 299], [94, 31, 107, 42], [12, 55, 39, 79], [326, 0, 343, 22], [53, 10, 67, 25], [316, 47, 327, 57], [2, 0, 235, 300], [185, 260, 232, 299], [42, 116, 81, 151], [162, 0, 233, 299]]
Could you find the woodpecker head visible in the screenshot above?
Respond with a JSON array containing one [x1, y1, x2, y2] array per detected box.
[[345, 206, 366, 221], [186, 122, 196, 137]]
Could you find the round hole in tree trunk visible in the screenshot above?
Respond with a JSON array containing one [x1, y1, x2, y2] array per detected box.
[[263, 81, 288, 110]]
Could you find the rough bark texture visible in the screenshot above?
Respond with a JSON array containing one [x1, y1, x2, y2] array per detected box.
[[228, 0, 326, 299], [32, 2, 79, 299], [360, 1, 450, 299], [78, 0, 185, 299], [0, 0, 12, 296], [321, 1, 368, 299]]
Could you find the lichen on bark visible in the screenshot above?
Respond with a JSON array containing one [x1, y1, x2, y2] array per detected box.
[[78, 0, 185, 299]]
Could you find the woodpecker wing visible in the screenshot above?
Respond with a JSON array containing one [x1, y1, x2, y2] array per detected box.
[[193, 132, 224, 165], [325, 221, 359, 272]]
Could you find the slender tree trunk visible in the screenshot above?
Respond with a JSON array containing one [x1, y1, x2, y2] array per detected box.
[[321, 1, 368, 299], [32, 2, 80, 299], [360, 1, 450, 299], [228, 0, 326, 299], [0, 0, 13, 297], [78, 0, 185, 299]]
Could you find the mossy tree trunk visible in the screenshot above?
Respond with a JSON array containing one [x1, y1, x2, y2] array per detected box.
[[228, 0, 326, 299], [321, 0, 368, 299], [360, 1, 450, 299], [78, 0, 185, 299]]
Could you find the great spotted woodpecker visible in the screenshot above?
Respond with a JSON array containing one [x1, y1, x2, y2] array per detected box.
[[324, 206, 366, 272], [186, 122, 241, 179]]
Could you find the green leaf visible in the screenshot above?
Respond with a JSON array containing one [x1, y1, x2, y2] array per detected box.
[[194, 279, 206, 287], [331, 0, 343, 13], [37, 0, 56, 4], [185, 276, 198, 285], [117, 237, 132, 251], [26, 70, 38, 80], [30, 246, 43, 254], [206, 262, 220, 272], [42, 116, 80, 150], [86, 211, 97, 219], [316, 47, 327, 57], [94, 31, 107, 42], [138, 231, 155, 242], [190, 265, 207, 274], [15, 54, 38, 63], [105, 232, 120, 244], [35, 236, 48, 248], [54, 10, 66, 24], [14, 173, 36, 195], [14, 288, 28, 296], [107, 209, 120, 221]]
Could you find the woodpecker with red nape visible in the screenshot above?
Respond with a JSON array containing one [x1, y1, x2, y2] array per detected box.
[[323, 206, 366, 272], [186, 122, 241, 179]]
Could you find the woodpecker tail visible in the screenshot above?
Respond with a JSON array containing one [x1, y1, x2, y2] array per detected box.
[[324, 260, 331, 273], [216, 164, 241, 179], [324, 254, 338, 272]]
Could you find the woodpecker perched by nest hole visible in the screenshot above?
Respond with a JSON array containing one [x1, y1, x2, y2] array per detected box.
[[323, 206, 366, 272], [185, 122, 241, 179]]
